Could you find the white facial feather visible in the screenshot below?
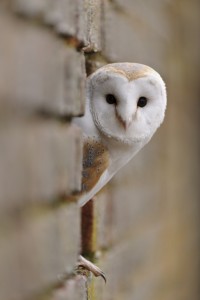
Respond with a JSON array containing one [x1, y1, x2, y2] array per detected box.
[[73, 63, 167, 206]]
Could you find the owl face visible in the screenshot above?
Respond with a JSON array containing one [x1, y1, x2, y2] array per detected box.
[[88, 63, 167, 145]]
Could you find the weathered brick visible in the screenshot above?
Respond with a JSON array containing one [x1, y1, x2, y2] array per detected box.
[[102, 0, 169, 74], [0, 7, 85, 117], [90, 222, 164, 300], [0, 121, 82, 217], [45, 0, 84, 42], [45, 0, 102, 51], [0, 203, 80, 300], [84, 0, 103, 51], [13, 0, 48, 17], [13, 0, 103, 52], [51, 276, 87, 300], [110, 0, 170, 39]]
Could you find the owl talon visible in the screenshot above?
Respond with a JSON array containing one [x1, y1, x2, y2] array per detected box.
[[77, 255, 106, 283]]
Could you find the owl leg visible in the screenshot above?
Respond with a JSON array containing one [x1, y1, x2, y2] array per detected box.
[[76, 255, 106, 283]]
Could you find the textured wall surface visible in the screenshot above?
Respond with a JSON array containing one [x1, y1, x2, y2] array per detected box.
[[0, 1, 200, 300]]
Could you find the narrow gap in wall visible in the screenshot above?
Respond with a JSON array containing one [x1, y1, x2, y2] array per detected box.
[[81, 199, 96, 259]]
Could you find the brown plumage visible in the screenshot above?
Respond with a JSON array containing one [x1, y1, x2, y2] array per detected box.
[[67, 139, 109, 202], [81, 138, 110, 193], [103, 63, 154, 81]]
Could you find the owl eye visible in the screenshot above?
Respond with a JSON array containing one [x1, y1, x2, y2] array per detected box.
[[105, 94, 117, 105], [137, 97, 148, 107]]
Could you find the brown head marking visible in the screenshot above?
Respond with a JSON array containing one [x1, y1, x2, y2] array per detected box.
[[104, 64, 153, 81]]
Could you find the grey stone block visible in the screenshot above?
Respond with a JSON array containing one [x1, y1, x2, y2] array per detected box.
[[0, 203, 81, 300], [0, 122, 82, 217], [51, 275, 87, 300], [102, 1, 168, 74], [0, 8, 85, 117], [45, 0, 103, 51]]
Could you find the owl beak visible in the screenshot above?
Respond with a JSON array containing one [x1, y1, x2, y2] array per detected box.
[[116, 111, 133, 130], [116, 106, 135, 130], [124, 117, 133, 130]]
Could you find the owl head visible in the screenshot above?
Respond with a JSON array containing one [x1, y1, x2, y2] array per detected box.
[[87, 63, 167, 145]]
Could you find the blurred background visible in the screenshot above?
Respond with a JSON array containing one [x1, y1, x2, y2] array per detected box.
[[0, 1, 200, 300]]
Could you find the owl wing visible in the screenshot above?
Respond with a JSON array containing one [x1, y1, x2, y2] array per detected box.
[[82, 138, 110, 193], [78, 138, 110, 206]]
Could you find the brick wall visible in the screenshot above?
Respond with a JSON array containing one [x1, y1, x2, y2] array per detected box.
[[0, 1, 200, 300]]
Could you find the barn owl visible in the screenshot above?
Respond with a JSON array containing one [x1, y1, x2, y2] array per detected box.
[[73, 62, 167, 281]]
